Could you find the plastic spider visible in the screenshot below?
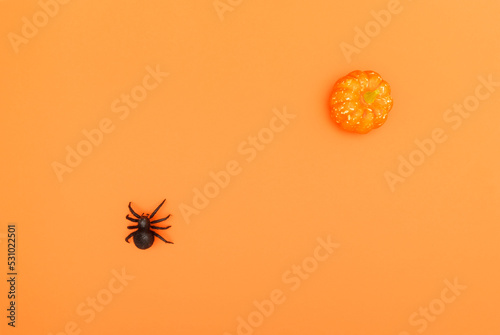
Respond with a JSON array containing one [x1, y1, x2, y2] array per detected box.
[[125, 199, 173, 249]]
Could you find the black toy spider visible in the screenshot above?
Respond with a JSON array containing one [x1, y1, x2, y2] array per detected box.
[[125, 199, 173, 249]]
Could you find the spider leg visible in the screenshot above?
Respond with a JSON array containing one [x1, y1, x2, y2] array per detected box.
[[125, 231, 136, 243], [149, 199, 166, 219], [127, 225, 139, 229], [151, 225, 171, 230], [152, 231, 173, 244], [126, 215, 139, 222], [151, 214, 171, 224], [128, 202, 141, 218]]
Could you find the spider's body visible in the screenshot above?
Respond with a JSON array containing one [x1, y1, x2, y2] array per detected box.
[[125, 199, 173, 249]]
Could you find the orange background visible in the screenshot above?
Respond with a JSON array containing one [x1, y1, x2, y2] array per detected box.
[[1, 0, 500, 334]]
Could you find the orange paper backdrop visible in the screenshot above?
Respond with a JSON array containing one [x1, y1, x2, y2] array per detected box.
[[1, 0, 500, 334]]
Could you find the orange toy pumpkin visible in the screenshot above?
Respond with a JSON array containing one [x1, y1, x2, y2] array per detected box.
[[330, 70, 393, 134]]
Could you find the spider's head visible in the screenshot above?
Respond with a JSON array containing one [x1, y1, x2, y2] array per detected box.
[[138, 216, 150, 229]]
